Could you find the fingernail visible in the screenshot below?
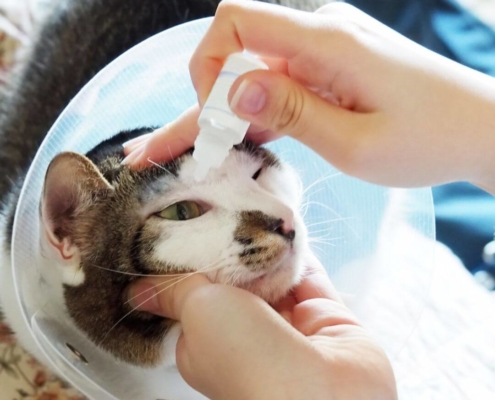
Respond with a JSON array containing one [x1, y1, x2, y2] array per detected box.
[[121, 143, 145, 165], [230, 80, 266, 115], [122, 133, 151, 151], [128, 281, 160, 312]]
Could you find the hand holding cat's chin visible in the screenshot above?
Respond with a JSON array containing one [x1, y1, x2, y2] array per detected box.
[[127, 262, 397, 400]]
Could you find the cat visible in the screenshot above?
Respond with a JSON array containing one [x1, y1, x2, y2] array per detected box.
[[36, 133, 307, 367], [0, 0, 328, 396]]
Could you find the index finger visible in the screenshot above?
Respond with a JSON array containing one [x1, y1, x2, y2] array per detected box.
[[125, 104, 200, 167], [190, 0, 312, 104], [123, 102, 281, 168]]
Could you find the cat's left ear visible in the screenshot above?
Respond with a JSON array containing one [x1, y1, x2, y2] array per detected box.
[[41, 152, 113, 267]]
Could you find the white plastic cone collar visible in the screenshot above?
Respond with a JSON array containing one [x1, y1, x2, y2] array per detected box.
[[11, 18, 435, 400]]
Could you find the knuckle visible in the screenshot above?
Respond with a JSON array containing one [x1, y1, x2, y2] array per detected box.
[[164, 281, 179, 318], [315, 8, 367, 51], [216, 0, 243, 16], [180, 283, 216, 316], [271, 83, 307, 134], [328, 20, 364, 52]]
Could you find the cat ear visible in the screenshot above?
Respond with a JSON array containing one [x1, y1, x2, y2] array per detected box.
[[41, 152, 113, 265]]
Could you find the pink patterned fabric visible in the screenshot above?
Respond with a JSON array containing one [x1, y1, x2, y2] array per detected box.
[[0, 320, 86, 400]]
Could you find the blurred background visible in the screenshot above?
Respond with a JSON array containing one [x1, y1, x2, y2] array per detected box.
[[344, 0, 495, 290]]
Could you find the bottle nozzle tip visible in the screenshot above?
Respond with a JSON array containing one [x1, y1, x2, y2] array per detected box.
[[194, 163, 210, 182]]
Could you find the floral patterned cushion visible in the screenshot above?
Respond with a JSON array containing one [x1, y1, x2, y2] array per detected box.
[[1, 317, 86, 400]]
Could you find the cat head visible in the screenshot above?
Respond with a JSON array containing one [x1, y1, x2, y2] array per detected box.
[[40, 127, 308, 366]]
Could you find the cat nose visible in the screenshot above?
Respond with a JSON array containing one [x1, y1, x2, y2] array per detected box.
[[266, 217, 295, 241]]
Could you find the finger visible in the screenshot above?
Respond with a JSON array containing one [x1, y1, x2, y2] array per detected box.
[[122, 133, 152, 153], [127, 274, 211, 320], [228, 69, 364, 174], [175, 333, 194, 386], [272, 292, 296, 324], [294, 254, 343, 305], [258, 56, 289, 76], [190, 0, 315, 104], [245, 126, 282, 144], [122, 104, 200, 168], [169, 284, 307, 399], [291, 255, 359, 336], [292, 298, 361, 336]]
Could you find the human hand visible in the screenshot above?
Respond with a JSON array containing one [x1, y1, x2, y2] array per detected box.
[[127, 258, 397, 400], [123, 0, 495, 193]]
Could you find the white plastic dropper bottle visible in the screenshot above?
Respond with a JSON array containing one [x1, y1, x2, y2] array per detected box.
[[193, 52, 268, 181]]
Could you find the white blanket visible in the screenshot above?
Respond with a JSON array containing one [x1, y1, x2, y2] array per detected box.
[[376, 236, 495, 399]]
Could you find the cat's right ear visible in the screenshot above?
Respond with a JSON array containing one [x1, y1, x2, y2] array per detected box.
[[41, 152, 113, 265]]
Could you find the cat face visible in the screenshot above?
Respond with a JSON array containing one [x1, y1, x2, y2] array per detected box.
[[41, 129, 307, 366]]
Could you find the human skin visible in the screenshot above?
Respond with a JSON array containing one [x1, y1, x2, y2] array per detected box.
[[122, 0, 495, 193], [123, 0, 495, 398], [128, 260, 397, 400]]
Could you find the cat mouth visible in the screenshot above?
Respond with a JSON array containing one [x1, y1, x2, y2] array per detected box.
[[248, 249, 295, 284]]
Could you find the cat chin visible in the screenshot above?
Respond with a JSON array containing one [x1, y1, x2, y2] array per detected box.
[[235, 219, 308, 304], [237, 252, 305, 304], [247, 271, 303, 305]]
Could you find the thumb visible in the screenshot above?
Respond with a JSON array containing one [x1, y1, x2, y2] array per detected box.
[[228, 70, 360, 165], [127, 274, 212, 320]]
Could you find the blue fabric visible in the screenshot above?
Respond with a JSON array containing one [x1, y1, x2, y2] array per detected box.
[[346, 0, 495, 270]]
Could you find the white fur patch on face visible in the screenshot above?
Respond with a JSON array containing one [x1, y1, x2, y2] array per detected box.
[[149, 147, 308, 303]]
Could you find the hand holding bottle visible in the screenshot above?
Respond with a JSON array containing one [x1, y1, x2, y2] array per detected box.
[[123, 0, 495, 193]]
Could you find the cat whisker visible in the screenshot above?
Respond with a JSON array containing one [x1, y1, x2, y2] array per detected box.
[[99, 259, 233, 346], [301, 201, 358, 239], [302, 187, 325, 203], [307, 227, 338, 236], [146, 158, 175, 175], [226, 265, 242, 287], [308, 232, 344, 240], [300, 199, 315, 219], [166, 146, 180, 171], [309, 240, 336, 247], [123, 274, 188, 305], [307, 238, 338, 247], [302, 171, 342, 197], [308, 243, 325, 254], [308, 234, 345, 241], [123, 258, 232, 305], [92, 265, 204, 278], [232, 266, 244, 287], [224, 270, 235, 286], [308, 236, 344, 246], [305, 217, 353, 229]]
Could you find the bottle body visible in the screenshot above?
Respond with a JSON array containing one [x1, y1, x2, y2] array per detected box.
[[193, 52, 268, 181]]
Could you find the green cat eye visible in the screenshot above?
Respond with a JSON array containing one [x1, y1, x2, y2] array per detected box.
[[158, 201, 202, 221]]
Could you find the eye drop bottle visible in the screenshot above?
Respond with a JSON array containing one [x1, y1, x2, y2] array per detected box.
[[193, 52, 268, 181]]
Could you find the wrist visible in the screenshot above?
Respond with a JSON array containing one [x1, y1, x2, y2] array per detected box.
[[436, 63, 495, 194], [468, 91, 495, 195]]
